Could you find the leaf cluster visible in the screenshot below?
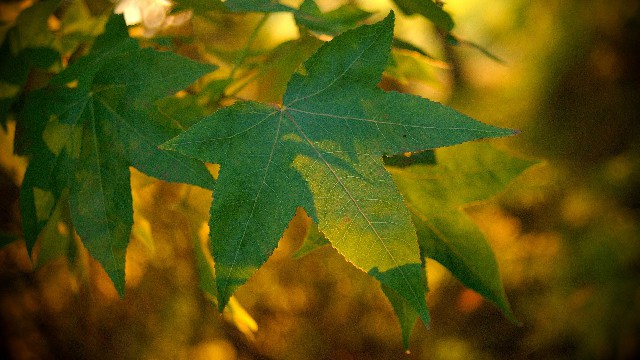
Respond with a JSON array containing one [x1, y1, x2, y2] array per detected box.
[[0, 0, 533, 348]]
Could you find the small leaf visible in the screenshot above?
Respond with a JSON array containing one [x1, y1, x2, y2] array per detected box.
[[162, 12, 515, 331]]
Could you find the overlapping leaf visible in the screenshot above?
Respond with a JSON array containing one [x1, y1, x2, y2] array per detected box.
[[162, 12, 514, 331], [380, 143, 534, 344], [18, 14, 216, 295], [389, 143, 535, 317]]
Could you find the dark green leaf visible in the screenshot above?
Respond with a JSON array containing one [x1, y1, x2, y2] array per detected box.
[[0, 0, 61, 127], [19, 14, 216, 296], [162, 12, 514, 331], [249, 35, 323, 103]]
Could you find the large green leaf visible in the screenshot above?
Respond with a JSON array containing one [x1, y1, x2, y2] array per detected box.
[[18, 14, 216, 296], [388, 143, 536, 322], [162, 12, 514, 331]]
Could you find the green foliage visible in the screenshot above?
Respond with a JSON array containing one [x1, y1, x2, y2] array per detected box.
[[390, 142, 535, 323], [1, 0, 534, 350], [18, 14, 215, 295], [161, 12, 515, 337], [386, 143, 534, 341], [0, 0, 60, 127]]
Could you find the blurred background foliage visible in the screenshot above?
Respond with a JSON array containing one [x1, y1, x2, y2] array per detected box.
[[1, 0, 639, 359]]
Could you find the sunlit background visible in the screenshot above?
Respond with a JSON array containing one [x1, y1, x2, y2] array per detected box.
[[1, 0, 639, 359]]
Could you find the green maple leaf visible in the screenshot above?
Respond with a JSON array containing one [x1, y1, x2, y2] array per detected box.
[[18, 14, 216, 295], [161, 12, 514, 330]]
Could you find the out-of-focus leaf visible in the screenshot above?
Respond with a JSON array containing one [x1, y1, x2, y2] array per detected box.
[[294, 0, 372, 36], [7, 0, 60, 52], [391, 0, 454, 32], [385, 49, 441, 87], [251, 34, 323, 102], [56, 0, 109, 56], [19, 14, 216, 296], [388, 143, 536, 322], [162, 13, 514, 334]]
